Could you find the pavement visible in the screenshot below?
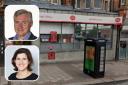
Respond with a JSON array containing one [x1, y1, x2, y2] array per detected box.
[[0, 60, 128, 85]]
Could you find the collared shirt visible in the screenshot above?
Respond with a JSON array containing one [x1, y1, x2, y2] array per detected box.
[[13, 32, 32, 40]]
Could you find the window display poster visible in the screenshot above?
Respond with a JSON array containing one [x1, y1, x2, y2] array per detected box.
[[85, 46, 95, 71]]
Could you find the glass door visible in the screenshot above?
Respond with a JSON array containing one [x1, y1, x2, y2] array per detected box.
[[120, 29, 128, 60], [119, 41, 127, 59]]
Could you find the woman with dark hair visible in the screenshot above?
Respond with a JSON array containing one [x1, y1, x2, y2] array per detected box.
[[8, 48, 38, 80]]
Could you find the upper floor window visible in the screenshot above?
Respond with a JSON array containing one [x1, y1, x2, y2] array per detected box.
[[61, 0, 73, 6], [94, 0, 102, 8], [121, 0, 126, 5], [104, 0, 109, 11], [76, 0, 80, 8], [85, 0, 104, 9], [50, 0, 61, 5], [86, 0, 91, 8], [75, 0, 85, 9]]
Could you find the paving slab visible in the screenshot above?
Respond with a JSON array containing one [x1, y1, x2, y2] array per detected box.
[[0, 61, 128, 85]]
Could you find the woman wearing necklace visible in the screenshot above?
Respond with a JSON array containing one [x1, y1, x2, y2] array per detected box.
[[8, 48, 38, 80]]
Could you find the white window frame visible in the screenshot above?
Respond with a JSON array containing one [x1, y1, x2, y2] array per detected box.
[[75, 0, 81, 9], [121, 0, 126, 5]]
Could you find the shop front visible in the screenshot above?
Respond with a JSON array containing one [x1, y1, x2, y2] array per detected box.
[[120, 26, 128, 60], [39, 13, 122, 62], [119, 9, 128, 60]]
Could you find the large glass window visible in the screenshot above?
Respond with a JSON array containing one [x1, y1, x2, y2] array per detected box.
[[98, 25, 113, 48], [40, 23, 76, 53], [40, 23, 113, 53], [86, 24, 98, 38], [75, 24, 113, 49]]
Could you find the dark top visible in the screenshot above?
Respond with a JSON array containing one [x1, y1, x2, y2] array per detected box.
[[8, 72, 38, 80], [9, 32, 37, 40]]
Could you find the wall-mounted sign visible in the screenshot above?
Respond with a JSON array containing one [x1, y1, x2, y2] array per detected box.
[[40, 13, 122, 25]]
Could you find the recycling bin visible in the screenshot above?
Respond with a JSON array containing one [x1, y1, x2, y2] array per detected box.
[[83, 38, 106, 78]]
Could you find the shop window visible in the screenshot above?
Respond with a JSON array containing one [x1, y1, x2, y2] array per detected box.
[[62, 34, 73, 43], [86, 24, 98, 38], [40, 22, 113, 53], [98, 25, 113, 48], [40, 34, 51, 42], [40, 34, 60, 43], [75, 24, 82, 38], [85, 24, 113, 49]]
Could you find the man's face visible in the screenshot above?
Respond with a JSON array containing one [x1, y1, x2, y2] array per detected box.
[[14, 14, 32, 37]]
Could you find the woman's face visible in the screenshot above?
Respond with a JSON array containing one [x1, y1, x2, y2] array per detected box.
[[15, 53, 29, 71]]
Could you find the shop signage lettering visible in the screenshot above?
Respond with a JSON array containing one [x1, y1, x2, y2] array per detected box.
[[40, 13, 122, 25]]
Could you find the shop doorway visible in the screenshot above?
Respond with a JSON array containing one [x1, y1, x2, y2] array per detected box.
[[120, 29, 128, 60], [119, 41, 128, 60]]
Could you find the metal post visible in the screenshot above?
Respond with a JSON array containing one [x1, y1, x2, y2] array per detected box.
[[115, 25, 121, 61], [60, 23, 63, 49]]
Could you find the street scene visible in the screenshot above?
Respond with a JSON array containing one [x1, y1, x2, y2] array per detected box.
[[0, 0, 128, 85]]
